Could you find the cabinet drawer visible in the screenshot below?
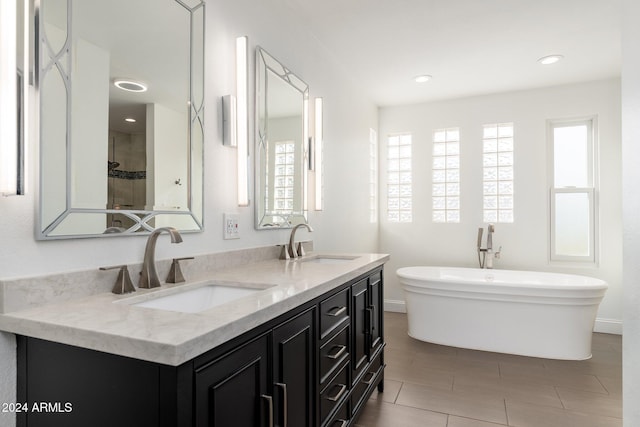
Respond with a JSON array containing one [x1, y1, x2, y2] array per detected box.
[[320, 324, 349, 386], [324, 397, 350, 427], [320, 362, 350, 424], [320, 288, 349, 340], [351, 352, 383, 415]]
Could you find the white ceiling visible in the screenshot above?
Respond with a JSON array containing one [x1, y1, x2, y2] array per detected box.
[[283, 0, 622, 107]]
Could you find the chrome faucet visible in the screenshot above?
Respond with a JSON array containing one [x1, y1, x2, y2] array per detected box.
[[477, 224, 501, 269], [288, 223, 314, 258], [139, 227, 183, 288]]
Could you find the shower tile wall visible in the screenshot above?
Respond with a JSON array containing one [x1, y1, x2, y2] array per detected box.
[[107, 130, 146, 228]]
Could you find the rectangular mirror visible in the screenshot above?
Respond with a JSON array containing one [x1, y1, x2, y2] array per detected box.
[[255, 47, 309, 229], [36, 0, 204, 238]]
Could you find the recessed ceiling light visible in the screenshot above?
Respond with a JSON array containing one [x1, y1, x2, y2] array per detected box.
[[414, 75, 432, 83], [114, 79, 148, 92], [537, 55, 564, 65], [124, 117, 137, 123]]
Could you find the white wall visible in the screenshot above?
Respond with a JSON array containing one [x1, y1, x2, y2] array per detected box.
[[0, 1, 378, 425], [622, 0, 640, 423], [379, 79, 623, 332]]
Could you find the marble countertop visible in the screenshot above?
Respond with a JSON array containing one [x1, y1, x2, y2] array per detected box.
[[0, 252, 389, 366]]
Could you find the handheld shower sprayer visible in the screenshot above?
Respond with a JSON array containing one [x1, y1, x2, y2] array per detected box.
[[477, 224, 500, 269]]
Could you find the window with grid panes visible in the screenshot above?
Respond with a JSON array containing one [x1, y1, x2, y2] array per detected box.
[[387, 134, 412, 223], [483, 123, 514, 223], [274, 141, 295, 216], [432, 128, 460, 223]]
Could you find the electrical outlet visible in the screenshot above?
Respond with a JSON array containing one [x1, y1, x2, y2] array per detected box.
[[223, 213, 240, 240]]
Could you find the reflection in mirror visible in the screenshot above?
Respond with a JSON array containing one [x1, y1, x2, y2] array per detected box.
[[0, 0, 24, 196], [255, 47, 309, 229], [37, 0, 204, 238]]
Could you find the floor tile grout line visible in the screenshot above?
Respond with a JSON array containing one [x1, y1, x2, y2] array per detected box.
[[504, 398, 510, 426], [595, 374, 611, 396], [553, 385, 567, 409]]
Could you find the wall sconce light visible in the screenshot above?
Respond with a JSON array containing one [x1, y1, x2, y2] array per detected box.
[[222, 36, 248, 205], [236, 36, 249, 207], [314, 97, 323, 211], [0, 0, 19, 196], [222, 94, 237, 147]]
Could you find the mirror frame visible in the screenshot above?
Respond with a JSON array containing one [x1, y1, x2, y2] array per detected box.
[[35, 0, 205, 239], [254, 46, 309, 229]]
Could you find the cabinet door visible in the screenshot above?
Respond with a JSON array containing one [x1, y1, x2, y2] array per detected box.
[[368, 270, 383, 358], [272, 308, 316, 427], [195, 334, 270, 427], [351, 277, 369, 382]]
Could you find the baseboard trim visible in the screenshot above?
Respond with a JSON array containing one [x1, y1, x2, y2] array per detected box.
[[595, 318, 622, 335], [384, 299, 622, 335], [383, 299, 406, 313]]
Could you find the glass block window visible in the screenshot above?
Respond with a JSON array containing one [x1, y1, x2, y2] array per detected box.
[[387, 134, 412, 223], [483, 123, 514, 223], [432, 128, 460, 223], [274, 141, 295, 214], [370, 128, 378, 223]]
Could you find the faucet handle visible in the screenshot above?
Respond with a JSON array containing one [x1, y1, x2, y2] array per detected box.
[[296, 242, 306, 257], [495, 246, 502, 259], [278, 244, 291, 260], [100, 265, 136, 295], [166, 257, 194, 284]]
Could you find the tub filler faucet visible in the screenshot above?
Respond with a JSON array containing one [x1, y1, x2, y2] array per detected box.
[[477, 224, 501, 269]]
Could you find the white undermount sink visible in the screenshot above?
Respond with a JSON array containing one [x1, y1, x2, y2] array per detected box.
[[298, 255, 360, 264], [129, 284, 269, 314]]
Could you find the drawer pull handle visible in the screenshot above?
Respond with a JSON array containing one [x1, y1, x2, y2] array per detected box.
[[326, 345, 347, 360], [327, 306, 346, 317], [333, 420, 348, 427], [369, 304, 377, 332], [275, 383, 288, 427], [363, 371, 376, 385], [261, 394, 274, 427], [326, 384, 347, 402]]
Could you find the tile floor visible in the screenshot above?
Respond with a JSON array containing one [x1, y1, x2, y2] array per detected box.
[[355, 312, 622, 427]]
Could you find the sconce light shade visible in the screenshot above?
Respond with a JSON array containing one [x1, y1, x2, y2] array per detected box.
[[0, 0, 19, 196], [236, 36, 249, 206], [314, 98, 323, 211], [222, 95, 237, 147]]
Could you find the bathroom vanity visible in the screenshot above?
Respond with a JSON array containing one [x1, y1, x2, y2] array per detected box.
[[0, 251, 387, 427]]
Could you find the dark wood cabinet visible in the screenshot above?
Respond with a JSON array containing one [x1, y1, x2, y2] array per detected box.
[[350, 269, 385, 418], [194, 333, 270, 427], [271, 308, 316, 427], [17, 266, 384, 427], [194, 308, 316, 427]]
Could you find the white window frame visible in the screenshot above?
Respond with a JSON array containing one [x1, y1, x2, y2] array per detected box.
[[548, 117, 598, 263]]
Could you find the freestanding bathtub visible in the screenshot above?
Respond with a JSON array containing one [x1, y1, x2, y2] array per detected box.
[[397, 266, 608, 360]]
